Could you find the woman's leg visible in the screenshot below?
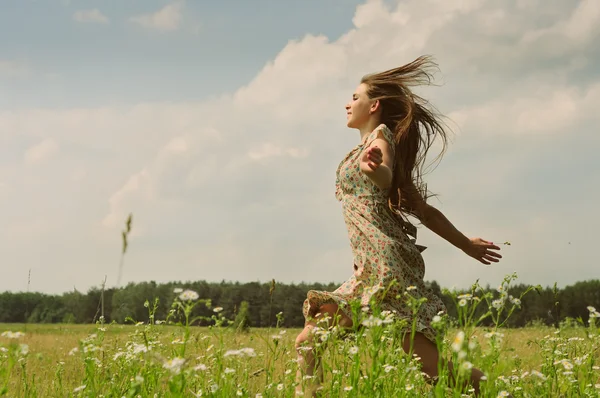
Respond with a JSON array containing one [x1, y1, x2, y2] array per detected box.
[[295, 303, 353, 396], [402, 332, 487, 396]]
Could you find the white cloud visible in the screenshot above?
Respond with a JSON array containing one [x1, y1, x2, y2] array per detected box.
[[24, 138, 59, 165], [73, 9, 109, 24], [448, 83, 600, 136], [247, 143, 309, 162], [129, 2, 183, 32], [1, 0, 599, 293]]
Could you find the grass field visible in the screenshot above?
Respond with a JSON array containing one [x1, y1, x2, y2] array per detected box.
[[1, 282, 600, 397]]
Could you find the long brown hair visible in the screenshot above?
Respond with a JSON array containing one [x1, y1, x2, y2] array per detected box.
[[361, 55, 450, 220]]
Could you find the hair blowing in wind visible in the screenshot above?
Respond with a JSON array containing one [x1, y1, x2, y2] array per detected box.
[[361, 55, 450, 219]]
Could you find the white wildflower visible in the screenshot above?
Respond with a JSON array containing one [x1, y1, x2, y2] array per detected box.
[[277, 384, 284, 391], [362, 315, 383, 327], [179, 290, 199, 301], [1, 331, 25, 339], [531, 370, 546, 379], [173, 288, 183, 293], [458, 299, 467, 307], [131, 343, 148, 354], [73, 384, 86, 392], [492, 299, 504, 310], [163, 357, 186, 374], [194, 364, 207, 371], [498, 391, 510, 397], [484, 331, 505, 339], [213, 307, 224, 313], [224, 367, 235, 374], [406, 285, 417, 291], [344, 386, 353, 391], [462, 361, 473, 370], [452, 331, 465, 352], [554, 359, 573, 370], [224, 347, 256, 357], [348, 346, 359, 355], [509, 296, 521, 306]]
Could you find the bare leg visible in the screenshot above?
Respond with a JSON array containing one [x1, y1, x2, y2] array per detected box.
[[295, 304, 353, 396], [402, 332, 487, 396]]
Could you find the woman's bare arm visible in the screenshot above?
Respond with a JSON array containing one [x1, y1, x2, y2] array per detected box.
[[404, 181, 502, 265]]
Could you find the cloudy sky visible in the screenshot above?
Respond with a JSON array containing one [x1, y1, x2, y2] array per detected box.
[[1, 0, 599, 295]]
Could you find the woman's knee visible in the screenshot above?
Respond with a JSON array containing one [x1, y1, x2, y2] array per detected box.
[[295, 324, 315, 350], [316, 304, 353, 328]]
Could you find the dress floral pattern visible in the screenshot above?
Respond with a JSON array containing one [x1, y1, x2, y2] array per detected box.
[[302, 124, 447, 342]]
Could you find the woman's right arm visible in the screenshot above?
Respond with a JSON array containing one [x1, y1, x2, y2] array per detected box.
[[403, 181, 502, 265]]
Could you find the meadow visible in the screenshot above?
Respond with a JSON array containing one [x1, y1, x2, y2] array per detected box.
[[1, 274, 600, 397]]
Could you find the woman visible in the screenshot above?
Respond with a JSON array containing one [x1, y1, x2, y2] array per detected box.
[[294, 55, 502, 396]]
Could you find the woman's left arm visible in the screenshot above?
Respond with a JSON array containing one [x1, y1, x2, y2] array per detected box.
[[360, 138, 393, 189]]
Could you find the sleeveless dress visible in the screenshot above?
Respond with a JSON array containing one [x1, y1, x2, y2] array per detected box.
[[302, 124, 447, 342]]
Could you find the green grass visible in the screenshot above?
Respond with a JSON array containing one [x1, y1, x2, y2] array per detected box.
[[1, 277, 600, 397]]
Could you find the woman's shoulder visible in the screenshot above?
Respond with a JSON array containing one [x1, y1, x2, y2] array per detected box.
[[369, 123, 395, 146]]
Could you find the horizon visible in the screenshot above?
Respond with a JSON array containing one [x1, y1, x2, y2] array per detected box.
[[8, 273, 600, 296]]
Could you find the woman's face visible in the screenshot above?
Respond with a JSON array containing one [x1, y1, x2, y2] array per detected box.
[[345, 83, 375, 129]]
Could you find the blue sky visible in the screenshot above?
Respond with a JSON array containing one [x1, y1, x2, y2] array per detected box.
[[1, 0, 362, 107], [1, 0, 599, 294]]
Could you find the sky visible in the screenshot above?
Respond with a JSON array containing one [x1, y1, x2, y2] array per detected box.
[[1, 0, 599, 295]]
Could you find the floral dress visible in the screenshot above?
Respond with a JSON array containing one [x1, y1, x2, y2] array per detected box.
[[302, 124, 447, 342]]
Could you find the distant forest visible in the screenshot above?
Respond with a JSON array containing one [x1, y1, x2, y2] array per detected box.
[[1, 278, 600, 329]]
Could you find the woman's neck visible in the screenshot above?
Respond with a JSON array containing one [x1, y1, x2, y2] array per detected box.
[[359, 119, 383, 143]]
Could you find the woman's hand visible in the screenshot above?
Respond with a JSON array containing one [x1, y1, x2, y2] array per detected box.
[[362, 146, 383, 171], [359, 140, 393, 189], [462, 238, 502, 265]]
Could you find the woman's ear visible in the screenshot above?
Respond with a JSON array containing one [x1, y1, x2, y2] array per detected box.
[[370, 99, 380, 114]]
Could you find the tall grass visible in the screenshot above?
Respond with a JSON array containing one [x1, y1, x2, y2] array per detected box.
[[1, 272, 600, 397]]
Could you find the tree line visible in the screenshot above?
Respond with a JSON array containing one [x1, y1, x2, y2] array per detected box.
[[1, 279, 600, 328]]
